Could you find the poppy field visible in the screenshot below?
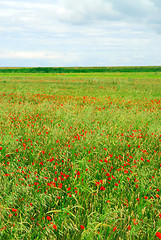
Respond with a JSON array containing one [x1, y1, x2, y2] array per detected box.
[[0, 71, 161, 239]]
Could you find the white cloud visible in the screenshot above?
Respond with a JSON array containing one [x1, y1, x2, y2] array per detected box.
[[0, 0, 161, 66], [54, 0, 121, 24], [0, 50, 62, 59]]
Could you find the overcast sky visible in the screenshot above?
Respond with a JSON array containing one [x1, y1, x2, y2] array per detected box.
[[0, 0, 161, 67]]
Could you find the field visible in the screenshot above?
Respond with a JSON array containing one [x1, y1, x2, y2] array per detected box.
[[0, 70, 161, 239]]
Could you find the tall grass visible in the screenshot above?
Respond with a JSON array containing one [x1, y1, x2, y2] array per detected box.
[[0, 71, 161, 239]]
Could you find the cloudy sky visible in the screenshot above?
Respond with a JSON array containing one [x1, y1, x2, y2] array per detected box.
[[0, 0, 161, 67]]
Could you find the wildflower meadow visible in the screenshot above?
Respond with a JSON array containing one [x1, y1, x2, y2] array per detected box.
[[0, 69, 161, 239]]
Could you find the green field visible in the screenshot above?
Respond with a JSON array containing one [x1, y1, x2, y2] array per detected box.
[[0, 70, 161, 239], [0, 66, 161, 73]]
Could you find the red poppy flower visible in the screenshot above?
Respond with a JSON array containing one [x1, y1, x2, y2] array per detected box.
[[127, 225, 131, 230], [80, 225, 85, 230], [46, 216, 51, 221], [156, 232, 161, 239], [12, 208, 18, 212], [53, 224, 57, 230], [113, 227, 117, 232]]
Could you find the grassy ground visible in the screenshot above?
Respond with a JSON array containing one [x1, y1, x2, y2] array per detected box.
[[0, 71, 161, 239]]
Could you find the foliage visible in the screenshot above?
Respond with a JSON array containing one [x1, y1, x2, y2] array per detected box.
[[0, 66, 161, 73]]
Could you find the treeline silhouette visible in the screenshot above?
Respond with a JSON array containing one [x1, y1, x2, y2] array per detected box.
[[0, 66, 161, 73]]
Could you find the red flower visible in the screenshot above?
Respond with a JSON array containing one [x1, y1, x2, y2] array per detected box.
[[127, 225, 131, 230], [46, 216, 51, 221], [0, 146, 2, 150], [12, 208, 17, 212], [100, 186, 105, 191], [80, 225, 85, 230], [133, 218, 138, 225], [53, 224, 57, 230], [156, 232, 161, 239], [113, 227, 117, 232], [77, 171, 80, 176]]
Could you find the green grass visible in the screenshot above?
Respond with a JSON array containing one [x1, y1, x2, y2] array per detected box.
[[0, 71, 161, 240]]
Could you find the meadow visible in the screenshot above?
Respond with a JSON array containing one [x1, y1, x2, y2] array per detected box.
[[0, 70, 161, 239]]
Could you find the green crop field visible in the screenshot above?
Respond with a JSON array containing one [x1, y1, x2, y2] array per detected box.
[[0, 69, 161, 240]]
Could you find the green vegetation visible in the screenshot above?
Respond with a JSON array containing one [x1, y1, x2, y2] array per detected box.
[[0, 70, 161, 239], [0, 66, 161, 73]]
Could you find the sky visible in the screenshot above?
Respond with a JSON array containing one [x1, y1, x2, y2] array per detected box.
[[0, 0, 161, 67]]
